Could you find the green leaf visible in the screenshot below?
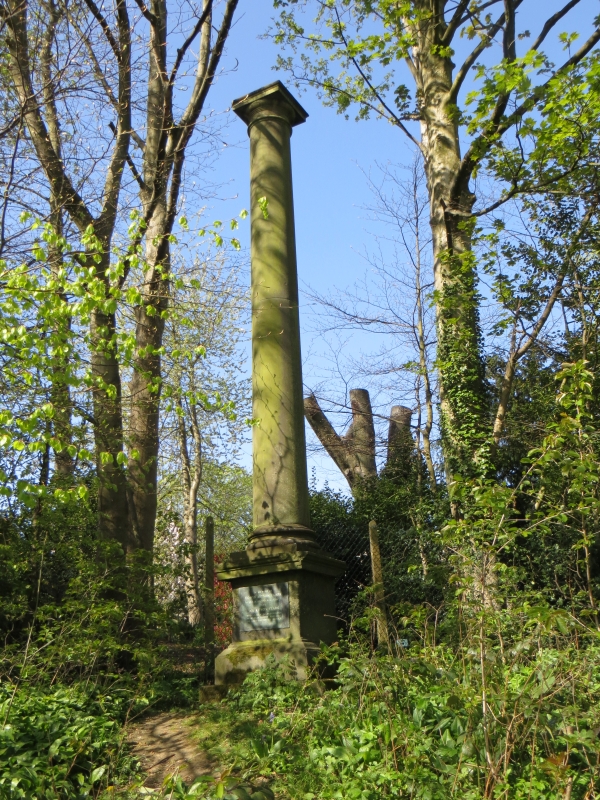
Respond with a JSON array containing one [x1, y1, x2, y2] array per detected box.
[[258, 196, 269, 219], [90, 765, 106, 783]]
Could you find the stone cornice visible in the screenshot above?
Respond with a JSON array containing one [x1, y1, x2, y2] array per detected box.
[[232, 80, 308, 132]]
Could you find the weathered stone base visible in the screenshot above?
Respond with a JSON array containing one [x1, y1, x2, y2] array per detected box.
[[215, 637, 321, 685], [214, 539, 345, 685]]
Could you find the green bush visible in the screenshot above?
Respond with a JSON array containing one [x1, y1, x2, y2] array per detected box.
[[221, 626, 600, 800], [0, 683, 138, 798]]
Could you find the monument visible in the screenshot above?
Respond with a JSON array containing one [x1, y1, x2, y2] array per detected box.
[[215, 82, 345, 685]]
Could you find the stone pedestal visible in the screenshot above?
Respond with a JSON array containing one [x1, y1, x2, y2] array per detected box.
[[215, 541, 344, 684], [215, 82, 344, 685]]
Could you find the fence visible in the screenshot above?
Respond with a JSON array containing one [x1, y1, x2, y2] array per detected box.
[[316, 520, 445, 623], [315, 524, 372, 620]]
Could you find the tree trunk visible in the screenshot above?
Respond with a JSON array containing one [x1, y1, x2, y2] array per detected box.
[[46, 200, 75, 478], [40, 0, 74, 477], [347, 389, 378, 482], [90, 287, 132, 552], [387, 405, 412, 462], [48, 231, 75, 478], [386, 405, 414, 478], [176, 395, 203, 626], [128, 296, 166, 553], [369, 520, 390, 651], [305, 390, 415, 492], [412, 183, 437, 489], [204, 515, 215, 682], [127, 0, 238, 555], [304, 389, 378, 492], [410, 2, 488, 477], [304, 393, 358, 488], [4, 0, 133, 544]]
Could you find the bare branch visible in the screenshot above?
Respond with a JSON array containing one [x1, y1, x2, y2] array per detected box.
[[0, 122, 22, 258], [176, 0, 239, 146], [0, 113, 22, 139], [530, 0, 581, 52], [154, 0, 239, 253], [132, 0, 156, 25], [97, 0, 132, 237], [82, 0, 122, 64], [168, 0, 213, 88], [3, 0, 93, 230], [442, 0, 472, 46], [503, 0, 516, 61], [70, 10, 146, 152], [108, 120, 145, 190]]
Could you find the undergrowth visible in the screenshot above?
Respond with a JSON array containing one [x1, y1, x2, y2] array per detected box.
[[0, 683, 138, 798], [193, 621, 600, 800], [2, 364, 600, 798]]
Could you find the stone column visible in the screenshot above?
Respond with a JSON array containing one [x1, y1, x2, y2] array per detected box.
[[214, 83, 344, 685], [236, 81, 312, 545]]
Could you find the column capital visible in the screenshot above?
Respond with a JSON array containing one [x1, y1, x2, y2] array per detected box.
[[232, 81, 308, 133]]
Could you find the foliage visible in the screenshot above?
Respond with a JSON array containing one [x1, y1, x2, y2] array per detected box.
[[0, 223, 103, 506], [0, 217, 247, 508], [0, 224, 250, 798], [0, 495, 218, 798], [175, 362, 600, 799], [206, 624, 600, 800], [272, 1, 600, 479], [2, 5, 600, 797], [0, 683, 138, 799], [449, 361, 600, 613], [156, 463, 252, 586]]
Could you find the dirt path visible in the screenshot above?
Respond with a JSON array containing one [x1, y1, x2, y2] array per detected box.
[[128, 712, 212, 788]]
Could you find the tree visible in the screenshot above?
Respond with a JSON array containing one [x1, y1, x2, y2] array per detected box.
[[1, 0, 241, 552], [272, 0, 600, 476], [305, 389, 416, 491], [304, 158, 438, 487], [158, 249, 250, 625], [486, 196, 600, 451]]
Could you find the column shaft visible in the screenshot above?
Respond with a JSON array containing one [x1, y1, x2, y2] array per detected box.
[[249, 115, 310, 533]]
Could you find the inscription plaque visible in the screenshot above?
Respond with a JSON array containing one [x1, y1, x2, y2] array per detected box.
[[237, 582, 290, 632]]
